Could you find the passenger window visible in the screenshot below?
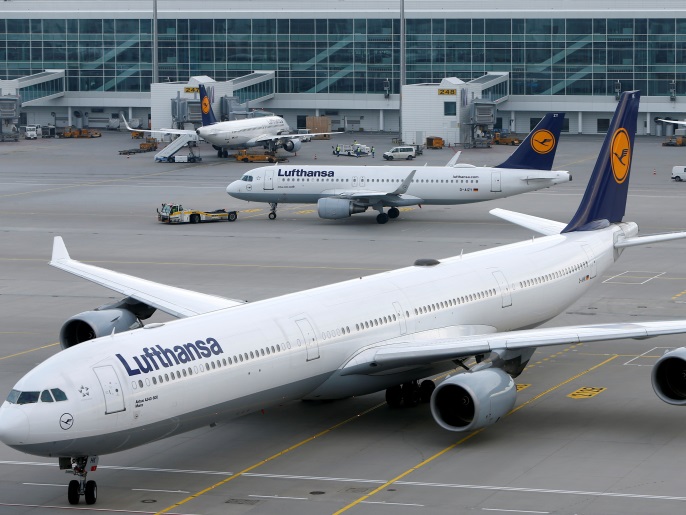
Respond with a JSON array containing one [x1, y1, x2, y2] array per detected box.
[[165, 373, 170, 381], [138, 380, 144, 388], [41, 390, 54, 402], [51, 388, 67, 401], [152, 376, 157, 385]]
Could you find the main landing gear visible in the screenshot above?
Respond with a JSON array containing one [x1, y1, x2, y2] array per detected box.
[[61, 456, 98, 505], [268, 202, 277, 220], [375, 207, 400, 224], [385, 380, 435, 408]]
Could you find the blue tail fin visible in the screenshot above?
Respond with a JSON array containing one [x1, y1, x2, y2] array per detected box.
[[562, 91, 640, 233], [495, 113, 565, 170], [199, 84, 217, 127]]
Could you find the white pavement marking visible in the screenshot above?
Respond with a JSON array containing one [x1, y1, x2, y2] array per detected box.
[[361, 501, 424, 507], [22, 482, 64, 487], [482, 509, 549, 514]]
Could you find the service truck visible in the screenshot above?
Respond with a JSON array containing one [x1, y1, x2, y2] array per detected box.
[[157, 203, 238, 224]]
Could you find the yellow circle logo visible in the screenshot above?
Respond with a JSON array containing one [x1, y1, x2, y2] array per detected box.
[[530, 129, 555, 154], [201, 97, 210, 115], [611, 128, 631, 184]]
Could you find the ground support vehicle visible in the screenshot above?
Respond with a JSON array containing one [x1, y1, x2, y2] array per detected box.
[[0, 132, 19, 142], [425, 137, 444, 149], [119, 138, 159, 155], [663, 136, 686, 147], [672, 166, 686, 181], [157, 203, 238, 224], [41, 126, 57, 138], [25, 126, 39, 139], [382, 146, 416, 160], [334, 143, 371, 156], [491, 131, 521, 145], [232, 149, 284, 163]]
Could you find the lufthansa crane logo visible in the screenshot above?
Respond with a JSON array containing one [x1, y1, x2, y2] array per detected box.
[[611, 128, 631, 184], [60, 413, 74, 431], [530, 129, 555, 154], [201, 96, 211, 115]]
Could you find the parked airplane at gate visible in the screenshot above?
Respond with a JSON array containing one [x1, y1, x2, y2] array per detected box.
[[226, 113, 570, 223], [122, 84, 333, 157], [5, 92, 686, 508]]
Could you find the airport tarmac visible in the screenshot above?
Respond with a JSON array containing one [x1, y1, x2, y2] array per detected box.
[[1, 129, 686, 515]]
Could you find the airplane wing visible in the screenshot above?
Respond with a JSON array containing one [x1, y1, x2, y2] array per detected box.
[[658, 119, 686, 125], [335, 170, 423, 205], [340, 320, 686, 375], [249, 131, 339, 144], [120, 113, 195, 136], [49, 237, 246, 318]]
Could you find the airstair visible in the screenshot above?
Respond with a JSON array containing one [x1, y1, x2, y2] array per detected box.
[[154, 133, 201, 163]]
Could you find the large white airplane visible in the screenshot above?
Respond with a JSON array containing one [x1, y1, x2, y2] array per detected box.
[[4, 92, 686, 508], [226, 113, 571, 224], [122, 84, 332, 157]]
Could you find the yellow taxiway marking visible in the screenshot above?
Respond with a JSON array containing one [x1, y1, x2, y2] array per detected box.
[[153, 401, 386, 515], [567, 386, 607, 399], [0, 342, 59, 361], [333, 354, 619, 514], [516, 383, 532, 391]]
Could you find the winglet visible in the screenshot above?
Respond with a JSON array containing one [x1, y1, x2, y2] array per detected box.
[[562, 91, 640, 233], [51, 236, 71, 264], [446, 151, 462, 167], [119, 112, 135, 132], [392, 170, 416, 195], [495, 113, 565, 171]]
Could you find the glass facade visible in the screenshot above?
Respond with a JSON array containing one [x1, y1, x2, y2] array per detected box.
[[1, 17, 686, 97]]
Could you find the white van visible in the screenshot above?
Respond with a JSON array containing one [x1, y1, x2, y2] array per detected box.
[[672, 166, 686, 182], [25, 125, 38, 140], [382, 146, 416, 160], [297, 129, 312, 142]]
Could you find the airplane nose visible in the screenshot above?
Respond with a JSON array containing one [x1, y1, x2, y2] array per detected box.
[[0, 405, 30, 446], [226, 181, 238, 195]]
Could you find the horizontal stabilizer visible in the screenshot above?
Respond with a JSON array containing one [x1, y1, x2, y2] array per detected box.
[[490, 208, 565, 236], [615, 231, 686, 248]]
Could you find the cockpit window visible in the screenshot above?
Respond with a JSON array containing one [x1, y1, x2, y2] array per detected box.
[[6, 388, 67, 404], [241, 175, 253, 182], [51, 388, 67, 401], [6, 390, 40, 405]]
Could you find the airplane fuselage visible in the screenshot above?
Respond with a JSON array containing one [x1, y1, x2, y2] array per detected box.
[[0, 221, 632, 458], [226, 164, 571, 206], [196, 116, 290, 149]]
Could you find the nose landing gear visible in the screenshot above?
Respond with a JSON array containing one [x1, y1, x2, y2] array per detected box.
[[268, 202, 278, 220], [61, 456, 98, 505]]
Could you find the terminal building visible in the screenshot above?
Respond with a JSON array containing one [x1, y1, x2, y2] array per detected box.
[[2, 1, 686, 144]]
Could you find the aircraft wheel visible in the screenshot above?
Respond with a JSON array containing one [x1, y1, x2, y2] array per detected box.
[[386, 385, 403, 408], [228, 211, 238, 222], [222, 150, 229, 158], [67, 480, 80, 505], [268, 212, 277, 220], [388, 207, 400, 219], [419, 380, 436, 403], [376, 213, 389, 224], [402, 382, 420, 407], [84, 480, 97, 505], [217, 149, 223, 158]]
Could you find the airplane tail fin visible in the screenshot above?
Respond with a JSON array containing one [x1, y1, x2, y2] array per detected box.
[[562, 91, 640, 233], [199, 84, 218, 127], [495, 113, 565, 170]]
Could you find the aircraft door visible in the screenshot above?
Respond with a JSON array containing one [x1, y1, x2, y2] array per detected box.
[[93, 365, 126, 414], [393, 302, 407, 335], [491, 171, 502, 192], [352, 176, 358, 187], [581, 244, 597, 278], [492, 270, 512, 308], [264, 169, 274, 190], [296, 318, 320, 361]]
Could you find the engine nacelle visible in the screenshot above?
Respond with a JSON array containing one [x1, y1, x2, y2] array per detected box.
[[430, 368, 516, 432], [652, 347, 686, 405], [282, 138, 302, 153], [317, 198, 368, 219], [59, 308, 142, 350]]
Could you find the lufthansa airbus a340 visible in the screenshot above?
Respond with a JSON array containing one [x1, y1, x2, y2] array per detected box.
[[4, 92, 686, 507], [226, 113, 571, 223]]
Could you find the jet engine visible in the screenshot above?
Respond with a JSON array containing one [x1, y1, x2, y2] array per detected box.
[[651, 347, 686, 405], [317, 198, 368, 219], [430, 368, 516, 432], [59, 298, 155, 350], [282, 138, 302, 153]]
